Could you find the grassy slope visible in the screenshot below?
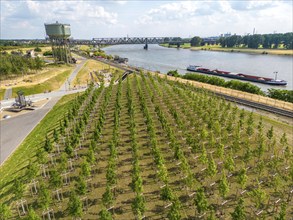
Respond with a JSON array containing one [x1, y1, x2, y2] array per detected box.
[[0, 93, 79, 203], [0, 89, 5, 100], [72, 59, 123, 86], [11, 69, 73, 97], [0, 75, 292, 217]]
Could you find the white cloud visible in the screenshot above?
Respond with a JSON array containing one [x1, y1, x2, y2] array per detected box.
[[116, 1, 127, 5], [134, 0, 292, 36], [0, 0, 292, 39], [3, 1, 118, 25]]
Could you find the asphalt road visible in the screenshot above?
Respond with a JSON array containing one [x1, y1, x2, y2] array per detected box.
[[0, 59, 87, 165], [0, 97, 60, 164]]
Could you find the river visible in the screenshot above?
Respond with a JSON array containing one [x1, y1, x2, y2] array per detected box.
[[103, 44, 293, 91]]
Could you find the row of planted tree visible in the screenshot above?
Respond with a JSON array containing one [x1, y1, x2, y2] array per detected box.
[[1, 72, 292, 219]]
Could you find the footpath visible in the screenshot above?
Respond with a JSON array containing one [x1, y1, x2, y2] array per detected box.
[[0, 59, 87, 165]]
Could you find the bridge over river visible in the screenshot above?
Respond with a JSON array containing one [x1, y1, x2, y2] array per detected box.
[[75, 37, 216, 49], [7, 37, 217, 49], [73, 37, 186, 49]]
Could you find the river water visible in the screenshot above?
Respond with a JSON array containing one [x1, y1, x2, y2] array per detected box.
[[104, 44, 293, 91]]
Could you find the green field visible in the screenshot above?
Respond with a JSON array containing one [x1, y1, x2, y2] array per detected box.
[[0, 93, 79, 203], [0, 73, 292, 219], [160, 43, 191, 49], [11, 69, 73, 97], [0, 89, 5, 100]]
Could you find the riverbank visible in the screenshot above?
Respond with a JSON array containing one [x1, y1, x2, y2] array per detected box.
[[191, 46, 293, 56], [159, 43, 293, 56]]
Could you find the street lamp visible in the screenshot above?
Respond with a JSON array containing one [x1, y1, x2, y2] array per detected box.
[[273, 71, 278, 80]]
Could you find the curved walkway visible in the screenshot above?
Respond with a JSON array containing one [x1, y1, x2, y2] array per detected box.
[[0, 59, 87, 165]]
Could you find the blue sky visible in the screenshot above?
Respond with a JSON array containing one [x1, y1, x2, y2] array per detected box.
[[1, 0, 292, 39]]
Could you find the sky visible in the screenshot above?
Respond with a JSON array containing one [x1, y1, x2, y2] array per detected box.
[[1, 0, 292, 39]]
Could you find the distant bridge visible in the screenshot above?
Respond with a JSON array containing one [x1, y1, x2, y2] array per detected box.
[[73, 37, 185, 49], [4, 37, 218, 49]]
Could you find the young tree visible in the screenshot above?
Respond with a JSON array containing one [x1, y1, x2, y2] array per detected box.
[[59, 153, 68, 172], [167, 200, 181, 220], [86, 149, 96, 165], [38, 182, 51, 209], [132, 194, 146, 218], [106, 165, 116, 186], [75, 176, 87, 195], [224, 154, 235, 172], [249, 185, 267, 209], [53, 128, 59, 143], [80, 160, 91, 178], [44, 135, 52, 152], [219, 173, 229, 199], [256, 134, 265, 159], [237, 167, 248, 189], [49, 169, 62, 189], [102, 185, 113, 208], [26, 160, 38, 181], [207, 208, 216, 220], [207, 155, 217, 177], [231, 198, 246, 220], [36, 148, 47, 164], [68, 192, 83, 219], [266, 126, 274, 140], [280, 133, 288, 149], [13, 179, 24, 200], [0, 204, 11, 220], [99, 208, 113, 220], [200, 147, 208, 165], [275, 202, 287, 220], [24, 208, 41, 220], [160, 185, 174, 201], [194, 186, 209, 214], [65, 143, 73, 157], [246, 112, 254, 136], [216, 143, 224, 159]]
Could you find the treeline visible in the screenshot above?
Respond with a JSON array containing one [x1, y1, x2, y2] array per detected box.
[[0, 40, 48, 49], [0, 53, 45, 79], [268, 89, 293, 103], [217, 33, 293, 49], [182, 73, 264, 95]]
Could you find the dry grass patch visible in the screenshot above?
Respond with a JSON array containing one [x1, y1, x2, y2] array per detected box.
[[72, 59, 123, 87]]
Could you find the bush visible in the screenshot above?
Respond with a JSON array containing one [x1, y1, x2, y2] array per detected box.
[[182, 73, 264, 95], [268, 89, 293, 103], [167, 70, 180, 77], [43, 50, 53, 56], [34, 47, 42, 52]]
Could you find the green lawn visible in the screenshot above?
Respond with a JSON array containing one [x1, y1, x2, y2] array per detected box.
[[0, 93, 79, 204], [160, 43, 191, 49], [11, 69, 73, 97], [0, 89, 5, 100]]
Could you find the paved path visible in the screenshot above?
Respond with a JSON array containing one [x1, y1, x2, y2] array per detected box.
[[3, 88, 12, 100], [0, 60, 87, 165], [0, 97, 60, 164], [59, 59, 87, 91]]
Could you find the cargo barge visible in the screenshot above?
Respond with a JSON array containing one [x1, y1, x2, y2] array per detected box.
[[186, 65, 287, 86]]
